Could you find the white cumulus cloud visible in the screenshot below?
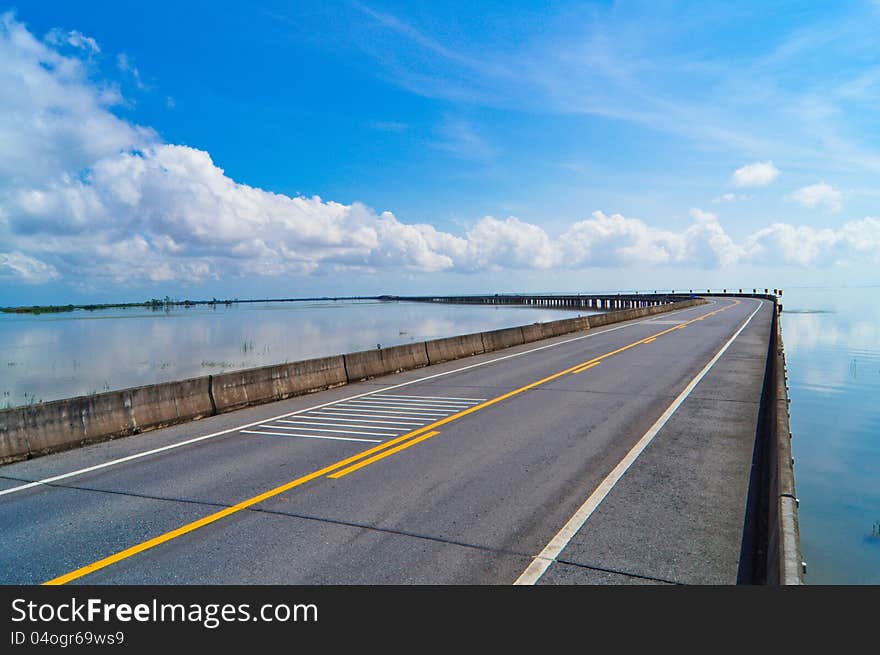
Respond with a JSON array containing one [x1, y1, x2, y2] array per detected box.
[[731, 161, 780, 188], [789, 182, 843, 212], [746, 217, 880, 266]]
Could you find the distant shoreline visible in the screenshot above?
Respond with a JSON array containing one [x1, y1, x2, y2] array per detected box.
[[1, 295, 395, 315]]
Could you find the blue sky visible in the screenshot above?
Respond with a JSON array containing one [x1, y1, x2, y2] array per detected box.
[[1, 1, 880, 305]]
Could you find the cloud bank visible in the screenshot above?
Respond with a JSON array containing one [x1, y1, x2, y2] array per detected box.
[[0, 15, 877, 289]]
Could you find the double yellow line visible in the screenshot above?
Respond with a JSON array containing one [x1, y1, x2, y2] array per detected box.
[[43, 300, 737, 585]]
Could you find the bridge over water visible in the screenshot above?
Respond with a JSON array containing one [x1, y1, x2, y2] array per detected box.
[[0, 292, 801, 585]]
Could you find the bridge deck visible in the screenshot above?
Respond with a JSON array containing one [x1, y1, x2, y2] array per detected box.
[[0, 297, 772, 584]]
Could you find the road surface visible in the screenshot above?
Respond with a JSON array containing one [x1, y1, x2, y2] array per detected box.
[[0, 297, 772, 585]]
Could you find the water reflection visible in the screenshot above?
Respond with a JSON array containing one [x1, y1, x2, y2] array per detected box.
[[0, 300, 590, 407], [781, 287, 880, 584]]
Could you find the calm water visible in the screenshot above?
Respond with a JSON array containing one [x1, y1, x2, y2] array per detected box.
[[781, 287, 880, 584], [0, 300, 590, 408]]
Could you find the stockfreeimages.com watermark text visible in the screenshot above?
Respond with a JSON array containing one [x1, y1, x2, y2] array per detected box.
[[10, 597, 318, 631]]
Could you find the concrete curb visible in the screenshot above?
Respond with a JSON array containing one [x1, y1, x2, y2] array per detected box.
[[0, 297, 704, 464], [768, 303, 804, 585]]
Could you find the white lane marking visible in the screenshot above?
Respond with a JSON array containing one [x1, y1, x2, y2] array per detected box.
[[275, 419, 402, 431], [376, 394, 485, 402], [0, 300, 716, 498], [241, 430, 381, 443], [313, 407, 446, 417], [312, 410, 427, 423], [345, 399, 471, 409], [311, 411, 433, 422], [305, 414, 423, 426], [340, 403, 449, 415], [372, 396, 480, 409], [513, 298, 763, 585], [257, 425, 397, 437]]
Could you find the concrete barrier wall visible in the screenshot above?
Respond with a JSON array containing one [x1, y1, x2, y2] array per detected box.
[[0, 297, 704, 463], [0, 376, 213, 463], [344, 343, 429, 382], [765, 303, 804, 585], [733, 294, 803, 585], [212, 356, 347, 413], [426, 333, 485, 364], [480, 326, 525, 352], [130, 376, 213, 431]]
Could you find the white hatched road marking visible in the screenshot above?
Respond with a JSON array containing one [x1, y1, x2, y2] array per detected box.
[[311, 410, 428, 422], [341, 404, 449, 415], [364, 398, 477, 407], [310, 407, 446, 419], [240, 431, 382, 443], [346, 399, 471, 409], [250, 393, 486, 444], [275, 419, 403, 431], [307, 413, 423, 426], [243, 391, 492, 445], [256, 425, 398, 437], [375, 394, 486, 402]]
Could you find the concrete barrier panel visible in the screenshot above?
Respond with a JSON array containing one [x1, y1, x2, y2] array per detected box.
[[425, 333, 485, 364], [1, 391, 135, 459], [587, 313, 612, 328], [213, 355, 347, 412], [130, 376, 213, 430], [281, 355, 348, 396], [539, 318, 575, 338], [520, 324, 544, 343], [0, 405, 35, 462], [344, 343, 429, 381], [480, 326, 525, 352]]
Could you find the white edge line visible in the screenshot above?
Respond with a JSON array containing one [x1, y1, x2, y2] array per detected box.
[[241, 431, 381, 443], [0, 300, 715, 498], [513, 298, 762, 585]]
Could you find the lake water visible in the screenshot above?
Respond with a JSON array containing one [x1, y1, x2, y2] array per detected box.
[[780, 286, 880, 584], [0, 300, 590, 408]]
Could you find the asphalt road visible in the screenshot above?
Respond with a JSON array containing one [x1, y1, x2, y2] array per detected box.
[[0, 296, 772, 585]]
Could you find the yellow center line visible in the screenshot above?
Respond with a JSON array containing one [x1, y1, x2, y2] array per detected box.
[[643, 337, 657, 344], [329, 431, 441, 479], [43, 298, 739, 585], [571, 361, 601, 374]]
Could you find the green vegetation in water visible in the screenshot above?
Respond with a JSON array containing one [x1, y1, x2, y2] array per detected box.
[[1, 294, 382, 315], [3, 296, 216, 315], [2, 304, 76, 315]]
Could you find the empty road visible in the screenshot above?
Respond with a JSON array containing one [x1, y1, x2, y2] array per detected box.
[[0, 296, 772, 585]]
